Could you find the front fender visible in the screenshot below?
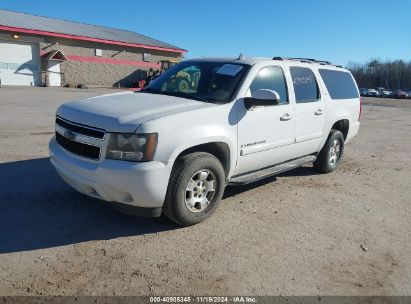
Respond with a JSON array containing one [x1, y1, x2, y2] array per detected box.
[[167, 135, 236, 176], [136, 104, 238, 178]]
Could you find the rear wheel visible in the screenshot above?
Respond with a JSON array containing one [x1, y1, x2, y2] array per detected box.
[[314, 130, 344, 173], [163, 152, 225, 226]]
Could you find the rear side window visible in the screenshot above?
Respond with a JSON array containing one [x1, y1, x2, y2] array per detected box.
[[319, 69, 359, 99], [290, 67, 320, 103], [249, 66, 288, 104]]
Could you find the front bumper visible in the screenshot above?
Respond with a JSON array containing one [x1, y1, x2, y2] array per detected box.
[[49, 137, 171, 211]]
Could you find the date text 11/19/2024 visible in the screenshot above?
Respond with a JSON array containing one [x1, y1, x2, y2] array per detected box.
[[150, 296, 257, 303]]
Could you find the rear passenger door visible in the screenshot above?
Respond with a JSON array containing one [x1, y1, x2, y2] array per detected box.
[[290, 66, 325, 153]]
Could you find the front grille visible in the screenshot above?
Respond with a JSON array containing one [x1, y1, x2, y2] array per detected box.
[[56, 132, 101, 160], [55, 116, 105, 160], [56, 117, 105, 139]]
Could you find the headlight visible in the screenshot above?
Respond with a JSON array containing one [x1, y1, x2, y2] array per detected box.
[[106, 133, 158, 162]]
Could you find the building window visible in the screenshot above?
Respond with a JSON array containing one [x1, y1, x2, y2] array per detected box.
[[143, 53, 151, 62], [95, 49, 102, 57]]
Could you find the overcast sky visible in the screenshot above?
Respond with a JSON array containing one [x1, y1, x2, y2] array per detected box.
[[1, 0, 409, 66]]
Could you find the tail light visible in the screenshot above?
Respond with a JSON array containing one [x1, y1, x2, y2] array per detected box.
[[358, 98, 362, 121]]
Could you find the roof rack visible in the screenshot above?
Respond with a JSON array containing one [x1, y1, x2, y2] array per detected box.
[[290, 58, 330, 64], [272, 57, 342, 68]]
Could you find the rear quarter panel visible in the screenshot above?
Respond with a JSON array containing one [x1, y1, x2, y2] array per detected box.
[[315, 67, 361, 149]]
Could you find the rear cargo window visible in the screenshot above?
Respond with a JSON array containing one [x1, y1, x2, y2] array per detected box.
[[319, 69, 359, 99]]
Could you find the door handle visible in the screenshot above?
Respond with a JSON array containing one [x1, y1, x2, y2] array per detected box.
[[280, 113, 292, 121], [315, 109, 324, 115]]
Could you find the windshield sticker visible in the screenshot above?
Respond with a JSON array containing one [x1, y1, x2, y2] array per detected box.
[[216, 64, 243, 76]]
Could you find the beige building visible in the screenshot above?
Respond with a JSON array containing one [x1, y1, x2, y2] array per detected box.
[[0, 9, 186, 87]]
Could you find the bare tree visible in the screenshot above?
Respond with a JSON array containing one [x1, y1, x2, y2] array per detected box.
[[347, 59, 411, 89]]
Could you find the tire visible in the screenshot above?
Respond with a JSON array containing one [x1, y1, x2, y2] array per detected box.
[[163, 152, 226, 226], [177, 78, 189, 92], [314, 130, 345, 173]]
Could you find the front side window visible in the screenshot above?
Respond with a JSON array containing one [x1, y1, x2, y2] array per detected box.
[[144, 61, 249, 103], [249, 66, 288, 104], [319, 69, 359, 100], [290, 67, 320, 103]]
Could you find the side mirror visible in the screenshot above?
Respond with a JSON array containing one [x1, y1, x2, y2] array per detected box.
[[244, 89, 280, 110]]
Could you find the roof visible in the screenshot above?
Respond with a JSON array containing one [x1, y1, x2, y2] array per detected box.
[[42, 50, 69, 61], [184, 57, 265, 65], [0, 9, 185, 53], [186, 56, 344, 69]]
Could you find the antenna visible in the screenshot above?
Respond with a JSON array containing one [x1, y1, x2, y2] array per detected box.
[[237, 53, 245, 60]]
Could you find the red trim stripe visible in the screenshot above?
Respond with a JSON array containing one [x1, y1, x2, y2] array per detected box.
[[0, 25, 186, 54], [66, 55, 161, 68]]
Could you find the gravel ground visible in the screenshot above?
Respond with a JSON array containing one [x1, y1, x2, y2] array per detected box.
[[0, 88, 410, 296]]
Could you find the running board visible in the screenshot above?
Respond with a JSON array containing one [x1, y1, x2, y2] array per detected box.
[[228, 155, 317, 186]]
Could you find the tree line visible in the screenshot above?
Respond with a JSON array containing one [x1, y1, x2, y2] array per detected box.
[[347, 59, 411, 90]]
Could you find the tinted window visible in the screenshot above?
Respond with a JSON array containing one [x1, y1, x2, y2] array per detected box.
[[160, 65, 201, 94], [319, 69, 359, 99], [290, 67, 319, 103], [146, 62, 249, 103], [250, 66, 288, 104]]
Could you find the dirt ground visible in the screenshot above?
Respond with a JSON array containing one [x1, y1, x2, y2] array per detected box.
[[0, 88, 410, 296]]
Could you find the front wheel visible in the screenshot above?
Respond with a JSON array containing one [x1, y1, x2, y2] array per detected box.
[[163, 152, 226, 226], [314, 130, 345, 173]]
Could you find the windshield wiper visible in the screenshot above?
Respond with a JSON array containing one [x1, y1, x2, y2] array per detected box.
[[140, 89, 213, 103], [190, 94, 212, 103], [163, 92, 213, 103], [139, 87, 160, 94]]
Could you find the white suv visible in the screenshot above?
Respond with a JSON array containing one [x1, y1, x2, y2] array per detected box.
[[49, 56, 361, 226]]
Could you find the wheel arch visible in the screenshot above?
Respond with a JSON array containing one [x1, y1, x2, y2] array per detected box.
[[172, 142, 232, 179], [331, 119, 349, 140]]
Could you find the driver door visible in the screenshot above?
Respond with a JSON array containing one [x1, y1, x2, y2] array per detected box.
[[235, 66, 296, 175]]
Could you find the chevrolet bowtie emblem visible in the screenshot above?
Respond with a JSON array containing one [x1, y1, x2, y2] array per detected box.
[[63, 130, 76, 141]]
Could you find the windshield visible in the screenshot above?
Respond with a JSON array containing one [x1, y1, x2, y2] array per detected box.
[[142, 61, 249, 103]]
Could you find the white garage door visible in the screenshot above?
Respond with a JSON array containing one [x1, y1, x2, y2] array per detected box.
[[0, 40, 40, 86]]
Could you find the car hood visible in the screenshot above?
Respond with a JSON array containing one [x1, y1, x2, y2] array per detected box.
[[57, 91, 214, 133]]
